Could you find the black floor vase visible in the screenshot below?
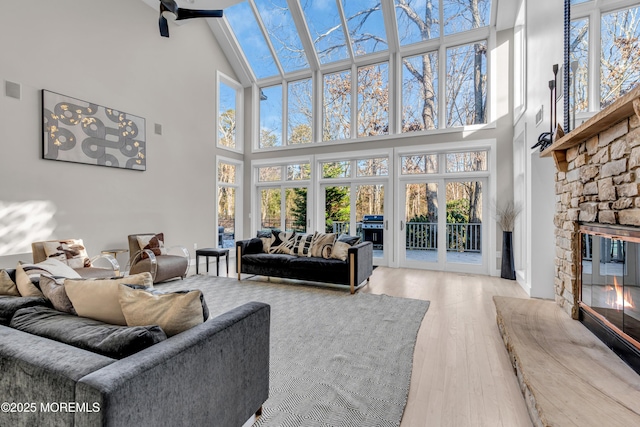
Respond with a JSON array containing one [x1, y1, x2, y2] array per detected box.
[[501, 231, 516, 280]]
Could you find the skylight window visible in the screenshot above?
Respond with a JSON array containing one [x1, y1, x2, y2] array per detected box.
[[342, 0, 388, 56], [219, 0, 495, 149], [443, 0, 491, 35], [225, 1, 279, 79], [254, 0, 309, 73], [395, 0, 439, 45], [301, 0, 349, 64]]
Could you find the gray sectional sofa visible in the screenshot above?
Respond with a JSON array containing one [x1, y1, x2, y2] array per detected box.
[[236, 238, 374, 293], [0, 270, 270, 427]]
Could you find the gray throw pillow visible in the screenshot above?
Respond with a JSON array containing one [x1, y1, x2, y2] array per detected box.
[[338, 234, 361, 246], [39, 275, 76, 315]]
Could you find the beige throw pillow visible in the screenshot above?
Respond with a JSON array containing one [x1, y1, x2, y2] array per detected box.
[[15, 263, 45, 297], [330, 241, 351, 261], [0, 270, 20, 296], [65, 273, 153, 325], [118, 285, 205, 336]]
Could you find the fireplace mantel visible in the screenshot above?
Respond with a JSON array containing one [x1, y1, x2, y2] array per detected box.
[[541, 86, 640, 172]]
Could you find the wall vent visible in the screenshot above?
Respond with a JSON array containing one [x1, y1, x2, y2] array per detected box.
[[535, 106, 543, 126], [5, 81, 21, 100]]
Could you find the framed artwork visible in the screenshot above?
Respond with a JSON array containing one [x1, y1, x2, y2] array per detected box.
[[42, 90, 146, 171]]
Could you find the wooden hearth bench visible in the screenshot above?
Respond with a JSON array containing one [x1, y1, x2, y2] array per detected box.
[[493, 296, 640, 427]]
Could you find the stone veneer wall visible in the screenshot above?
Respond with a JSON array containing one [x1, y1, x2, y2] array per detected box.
[[554, 112, 640, 319]]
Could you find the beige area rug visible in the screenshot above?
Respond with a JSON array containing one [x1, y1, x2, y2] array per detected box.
[[158, 275, 430, 427]]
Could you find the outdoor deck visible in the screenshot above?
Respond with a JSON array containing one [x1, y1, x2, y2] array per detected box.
[[374, 249, 482, 264]]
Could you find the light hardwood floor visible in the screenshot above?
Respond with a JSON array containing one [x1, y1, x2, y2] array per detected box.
[[360, 267, 533, 427], [212, 263, 533, 426]]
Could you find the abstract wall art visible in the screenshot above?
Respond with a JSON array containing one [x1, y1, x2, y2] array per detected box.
[[42, 90, 146, 171]]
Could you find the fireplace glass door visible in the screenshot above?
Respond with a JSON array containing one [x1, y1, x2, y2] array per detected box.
[[581, 231, 640, 343]]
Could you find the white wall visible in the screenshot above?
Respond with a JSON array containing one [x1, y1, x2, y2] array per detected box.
[[0, 0, 239, 268], [514, 0, 559, 299]]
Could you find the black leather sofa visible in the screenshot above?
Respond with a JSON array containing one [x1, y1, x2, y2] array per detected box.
[[236, 239, 374, 294]]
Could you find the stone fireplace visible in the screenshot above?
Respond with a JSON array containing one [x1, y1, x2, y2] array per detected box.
[[542, 85, 640, 371]]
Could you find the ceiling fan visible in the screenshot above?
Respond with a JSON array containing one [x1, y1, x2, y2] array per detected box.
[[159, 0, 223, 37]]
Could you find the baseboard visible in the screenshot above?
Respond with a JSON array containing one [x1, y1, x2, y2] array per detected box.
[[515, 271, 530, 295]]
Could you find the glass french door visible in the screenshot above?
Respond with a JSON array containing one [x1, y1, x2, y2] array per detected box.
[[259, 186, 308, 233], [400, 180, 440, 268], [322, 182, 388, 265], [400, 178, 487, 273]]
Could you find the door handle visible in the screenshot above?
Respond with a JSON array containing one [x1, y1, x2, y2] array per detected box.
[[400, 221, 404, 231], [385, 220, 388, 230]]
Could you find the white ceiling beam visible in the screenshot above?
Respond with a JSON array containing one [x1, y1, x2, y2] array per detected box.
[[494, 0, 519, 31]]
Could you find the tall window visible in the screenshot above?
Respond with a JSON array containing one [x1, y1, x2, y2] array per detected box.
[[288, 79, 313, 145], [446, 41, 488, 127], [323, 70, 351, 141], [570, 17, 589, 113], [402, 52, 439, 132], [600, 6, 640, 107], [217, 157, 242, 248], [259, 84, 283, 148], [357, 62, 389, 137], [570, 2, 640, 114], [217, 73, 243, 152]]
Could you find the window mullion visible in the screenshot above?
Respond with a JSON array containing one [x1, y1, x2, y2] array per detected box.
[[389, 51, 398, 135], [315, 69, 322, 143], [282, 81, 288, 146], [589, 9, 601, 112], [352, 62, 358, 140], [438, 46, 446, 130]]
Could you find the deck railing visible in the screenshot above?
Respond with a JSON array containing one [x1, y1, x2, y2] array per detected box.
[[263, 218, 481, 253], [406, 222, 481, 252]]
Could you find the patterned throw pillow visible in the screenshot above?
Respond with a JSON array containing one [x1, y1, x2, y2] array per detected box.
[[309, 232, 337, 259], [43, 239, 91, 269], [15, 262, 46, 297], [269, 231, 296, 254], [136, 233, 167, 259], [292, 233, 314, 257]]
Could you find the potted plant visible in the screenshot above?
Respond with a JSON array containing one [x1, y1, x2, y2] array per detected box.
[[494, 201, 522, 280]]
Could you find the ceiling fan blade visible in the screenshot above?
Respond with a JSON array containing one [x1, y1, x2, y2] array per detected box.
[[159, 0, 179, 15], [175, 9, 223, 21], [159, 14, 170, 37]]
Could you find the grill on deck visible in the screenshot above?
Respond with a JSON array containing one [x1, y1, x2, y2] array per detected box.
[[362, 215, 384, 248]]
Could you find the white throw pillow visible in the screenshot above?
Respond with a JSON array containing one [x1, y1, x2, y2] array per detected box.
[[34, 258, 82, 278]]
